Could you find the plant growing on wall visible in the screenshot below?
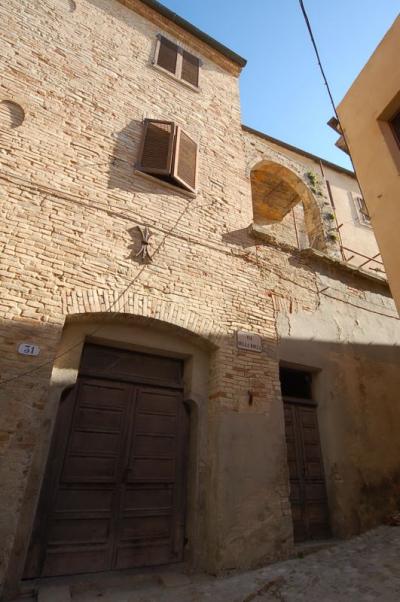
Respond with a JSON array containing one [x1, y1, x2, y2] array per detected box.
[[327, 232, 338, 242], [305, 170, 323, 196]]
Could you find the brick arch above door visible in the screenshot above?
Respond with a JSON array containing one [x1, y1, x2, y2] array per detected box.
[[61, 289, 222, 348]]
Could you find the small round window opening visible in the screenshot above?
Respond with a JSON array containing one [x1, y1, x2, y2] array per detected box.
[[56, 0, 77, 12], [0, 100, 25, 130]]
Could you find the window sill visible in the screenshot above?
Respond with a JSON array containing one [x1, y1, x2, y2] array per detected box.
[[133, 169, 197, 199], [150, 62, 201, 93], [355, 218, 373, 230]]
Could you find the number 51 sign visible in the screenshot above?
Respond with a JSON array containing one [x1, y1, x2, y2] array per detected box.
[[17, 343, 40, 356]]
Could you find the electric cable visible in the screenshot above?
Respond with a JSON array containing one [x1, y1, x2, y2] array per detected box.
[[0, 196, 195, 387], [298, 1, 364, 185], [0, 4, 397, 387]]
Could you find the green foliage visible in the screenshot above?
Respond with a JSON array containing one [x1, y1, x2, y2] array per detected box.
[[305, 170, 322, 196]]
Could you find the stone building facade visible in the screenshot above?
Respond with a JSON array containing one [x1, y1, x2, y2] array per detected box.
[[0, 0, 400, 599]]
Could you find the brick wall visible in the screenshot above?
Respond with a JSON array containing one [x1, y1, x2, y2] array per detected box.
[[1, 0, 400, 595]]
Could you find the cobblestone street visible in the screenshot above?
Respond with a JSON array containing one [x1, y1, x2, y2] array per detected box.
[[31, 526, 400, 602]]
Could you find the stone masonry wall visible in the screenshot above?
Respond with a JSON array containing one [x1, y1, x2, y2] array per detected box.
[[0, 0, 288, 592], [1, 0, 400, 597]]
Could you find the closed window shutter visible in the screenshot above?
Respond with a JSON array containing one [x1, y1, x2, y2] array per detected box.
[[156, 36, 179, 75], [181, 50, 200, 87], [138, 119, 175, 175], [172, 127, 198, 192]]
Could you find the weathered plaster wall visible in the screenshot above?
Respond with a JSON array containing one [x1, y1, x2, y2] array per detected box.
[[323, 166, 382, 273], [277, 267, 400, 537], [244, 129, 384, 274], [1, 1, 400, 598]]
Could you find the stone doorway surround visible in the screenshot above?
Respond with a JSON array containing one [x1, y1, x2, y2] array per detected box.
[[5, 312, 213, 599], [24, 343, 189, 578]]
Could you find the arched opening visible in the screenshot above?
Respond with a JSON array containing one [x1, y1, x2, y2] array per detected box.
[[56, 0, 77, 12], [22, 313, 211, 580], [250, 160, 326, 251], [0, 100, 25, 130]]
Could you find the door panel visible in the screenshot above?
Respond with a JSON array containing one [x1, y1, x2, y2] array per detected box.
[[24, 347, 187, 579], [114, 387, 185, 569], [283, 402, 330, 542], [41, 379, 132, 576]]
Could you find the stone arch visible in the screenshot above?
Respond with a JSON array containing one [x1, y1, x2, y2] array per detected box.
[[61, 289, 221, 347], [19, 307, 215, 586], [250, 159, 326, 251]]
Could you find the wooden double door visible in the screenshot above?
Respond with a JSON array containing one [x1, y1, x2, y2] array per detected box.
[[284, 402, 330, 542], [25, 345, 188, 578]]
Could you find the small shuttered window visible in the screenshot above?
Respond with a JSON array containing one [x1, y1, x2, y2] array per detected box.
[[156, 37, 178, 76], [354, 195, 371, 226], [154, 35, 201, 89], [138, 120, 175, 175], [137, 119, 198, 193], [181, 50, 200, 87], [173, 129, 198, 191]]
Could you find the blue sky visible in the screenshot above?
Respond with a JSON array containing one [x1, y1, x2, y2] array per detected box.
[[157, 0, 399, 169]]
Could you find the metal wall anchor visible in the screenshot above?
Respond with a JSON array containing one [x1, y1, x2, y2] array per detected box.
[[135, 225, 153, 261]]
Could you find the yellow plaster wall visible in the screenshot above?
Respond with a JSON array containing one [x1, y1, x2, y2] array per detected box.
[[337, 16, 400, 312]]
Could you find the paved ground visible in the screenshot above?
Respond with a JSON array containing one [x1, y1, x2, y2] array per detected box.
[[25, 526, 400, 601]]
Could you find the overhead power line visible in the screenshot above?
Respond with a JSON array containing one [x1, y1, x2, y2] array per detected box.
[[298, 0, 360, 179]]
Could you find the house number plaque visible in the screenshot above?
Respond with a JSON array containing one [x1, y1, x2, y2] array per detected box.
[[236, 331, 262, 352], [17, 343, 40, 356]]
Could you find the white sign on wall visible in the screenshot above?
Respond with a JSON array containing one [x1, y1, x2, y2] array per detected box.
[[236, 331, 262, 353], [17, 343, 40, 356]]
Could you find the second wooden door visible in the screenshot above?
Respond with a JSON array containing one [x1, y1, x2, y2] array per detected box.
[[284, 402, 330, 542]]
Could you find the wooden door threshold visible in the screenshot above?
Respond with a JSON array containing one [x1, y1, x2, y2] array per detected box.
[[293, 538, 340, 559], [17, 563, 189, 601]]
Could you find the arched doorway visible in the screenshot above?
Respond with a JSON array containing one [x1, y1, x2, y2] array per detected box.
[[24, 342, 189, 577]]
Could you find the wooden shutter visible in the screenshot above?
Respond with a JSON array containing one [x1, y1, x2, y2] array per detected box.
[[155, 36, 179, 76], [172, 127, 198, 192], [355, 196, 370, 224], [137, 119, 175, 175], [181, 50, 200, 87]]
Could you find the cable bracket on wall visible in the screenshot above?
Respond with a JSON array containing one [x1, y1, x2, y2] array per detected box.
[[136, 225, 153, 262]]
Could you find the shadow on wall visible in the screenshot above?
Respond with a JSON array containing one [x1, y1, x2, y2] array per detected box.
[[278, 335, 400, 538], [1, 311, 400, 597], [108, 120, 194, 200], [109, 119, 143, 192]]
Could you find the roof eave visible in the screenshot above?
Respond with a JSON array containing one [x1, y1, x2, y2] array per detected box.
[[137, 0, 247, 68], [242, 125, 355, 177]]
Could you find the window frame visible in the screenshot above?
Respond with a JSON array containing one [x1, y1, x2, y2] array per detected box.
[[377, 92, 400, 173], [389, 109, 400, 149], [136, 118, 176, 176], [152, 34, 201, 91], [136, 118, 199, 195], [353, 193, 372, 228]]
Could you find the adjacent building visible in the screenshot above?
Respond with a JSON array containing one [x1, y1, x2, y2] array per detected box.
[[1, 1, 400, 599], [336, 15, 400, 312]]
